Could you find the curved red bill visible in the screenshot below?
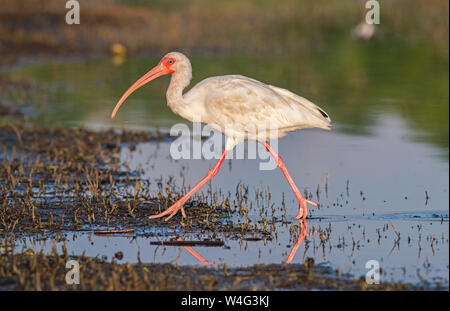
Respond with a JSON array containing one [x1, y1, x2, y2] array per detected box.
[[111, 63, 171, 118]]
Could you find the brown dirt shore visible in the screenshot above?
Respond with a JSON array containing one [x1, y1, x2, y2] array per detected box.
[[0, 244, 419, 291], [0, 124, 430, 291]]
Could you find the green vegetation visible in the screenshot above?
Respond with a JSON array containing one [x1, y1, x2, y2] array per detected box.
[[1, 0, 447, 152], [3, 41, 448, 152], [0, 0, 447, 55]]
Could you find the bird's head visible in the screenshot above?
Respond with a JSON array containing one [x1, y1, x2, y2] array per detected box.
[[111, 51, 191, 118]]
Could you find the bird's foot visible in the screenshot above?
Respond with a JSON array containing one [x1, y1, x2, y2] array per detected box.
[[294, 198, 317, 219], [149, 200, 187, 221]]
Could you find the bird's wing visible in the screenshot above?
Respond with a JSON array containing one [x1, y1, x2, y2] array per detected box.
[[267, 84, 331, 125], [195, 75, 331, 133]]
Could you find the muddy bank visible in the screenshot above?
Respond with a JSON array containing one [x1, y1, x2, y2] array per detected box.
[[0, 125, 273, 240], [0, 244, 420, 291], [0, 121, 447, 291]]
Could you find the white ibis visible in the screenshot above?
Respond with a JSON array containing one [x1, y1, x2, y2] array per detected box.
[[111, 52, 331, 221]]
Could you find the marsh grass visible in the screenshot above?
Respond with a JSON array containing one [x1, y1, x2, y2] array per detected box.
[[0, 125, 277, 240], [0, 0, 447, 57], [0, 241, 419, 290]]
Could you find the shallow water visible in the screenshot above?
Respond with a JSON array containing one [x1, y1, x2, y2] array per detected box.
[[2, 45, 449, 287], [16, 215, 448, 286], [3, 43, 449, 152], [12, 113, 449, 287]]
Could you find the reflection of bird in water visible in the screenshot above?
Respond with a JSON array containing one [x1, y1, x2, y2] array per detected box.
[[285, 219, 317, 263], [183, 246, 210, 266], [179, 238, 210, 266], [165, 236, 210, 266], [111, 52, 331, 221], [169, 220, 315, 266]]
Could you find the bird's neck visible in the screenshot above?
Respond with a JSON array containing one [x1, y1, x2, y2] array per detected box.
[[166, 68, 192, 118]]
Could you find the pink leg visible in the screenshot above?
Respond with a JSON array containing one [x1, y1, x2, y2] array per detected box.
[[264, 142, 317, 219], [183, 246, 210, 266], [285, 219, 318, 263], [149, 149, 228, 221], [285, 219, 308, 263], [171, 237, 210, 265]]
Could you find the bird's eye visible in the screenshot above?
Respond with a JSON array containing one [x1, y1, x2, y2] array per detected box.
[[168, 59, 173, 64]]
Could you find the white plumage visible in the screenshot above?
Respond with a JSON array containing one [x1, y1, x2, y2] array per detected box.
[[111, 51, 330, 221], [162, 52, 331, 149], [189, 75, 330, 140]]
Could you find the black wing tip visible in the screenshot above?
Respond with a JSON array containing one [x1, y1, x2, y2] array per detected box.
[[317, 108, 329, 119]]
